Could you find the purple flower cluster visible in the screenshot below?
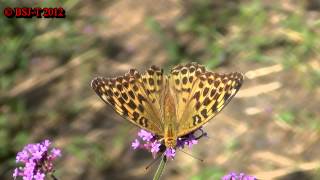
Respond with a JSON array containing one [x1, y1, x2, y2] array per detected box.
[[131, 128, 206, 159], [13, 139, 61, 180], [222, 172, 257, 180]]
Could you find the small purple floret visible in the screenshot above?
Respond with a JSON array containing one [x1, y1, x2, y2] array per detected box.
[[51, 148, 61, 158], [151, 141, 161, 154], [222, 172, 257, 180], [164, 148, 176, 159], [131, 139, 140, 150], [138, 129, 154, 141], [34, 172, 45, 180], [13, 139, 61, 180], [183, 134, 198, 148]]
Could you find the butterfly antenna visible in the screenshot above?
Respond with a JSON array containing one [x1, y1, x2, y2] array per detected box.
[[145, 153, 163, 170], [177, 149, 204, 162]]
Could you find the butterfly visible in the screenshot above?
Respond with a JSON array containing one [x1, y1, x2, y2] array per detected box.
[[91, 62, 243, 149]]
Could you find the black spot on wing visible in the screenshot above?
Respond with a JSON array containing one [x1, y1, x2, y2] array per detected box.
[[182, 77, 188, 84], [132, 111, 139, 121], [192, 115, 202, 126], [128, 100, 137, 109], [200, 109, 208, 118]]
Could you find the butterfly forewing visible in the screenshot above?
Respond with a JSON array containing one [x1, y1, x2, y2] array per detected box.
[[91, 67, 165, 135], [168, 63, 206, 123], [169, 63, 244, 137]]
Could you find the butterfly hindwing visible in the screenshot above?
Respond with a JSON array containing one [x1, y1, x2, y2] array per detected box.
[[169, 63, 244, 137], [91, 66, 165, 135]]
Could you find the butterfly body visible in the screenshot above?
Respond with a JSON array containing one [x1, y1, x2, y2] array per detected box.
[[91, 63, 243, 150], [161, 81, 178, 148]]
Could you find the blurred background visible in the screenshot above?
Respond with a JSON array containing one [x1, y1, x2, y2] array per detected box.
[[1, 0, 320, 179]]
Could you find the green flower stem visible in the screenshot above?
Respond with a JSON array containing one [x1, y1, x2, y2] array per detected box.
[[152, 155, 167, 180], [50, 173, 58, 180]]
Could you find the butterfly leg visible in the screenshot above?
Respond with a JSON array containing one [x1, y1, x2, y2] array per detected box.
[[158, 137, 164, 143]]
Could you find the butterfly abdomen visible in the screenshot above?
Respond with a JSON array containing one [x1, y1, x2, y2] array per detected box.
[[164, 123, 177, 148]]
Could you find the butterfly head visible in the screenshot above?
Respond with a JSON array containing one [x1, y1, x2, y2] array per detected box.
[[164, 137, 177, 149]]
